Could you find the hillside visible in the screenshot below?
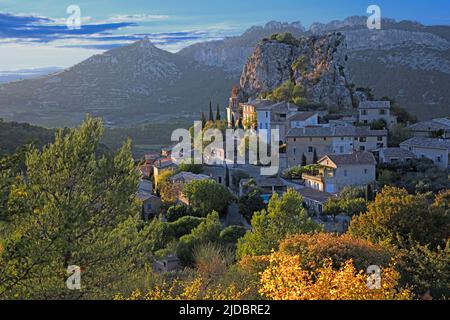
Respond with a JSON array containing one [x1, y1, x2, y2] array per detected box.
[[240, 33, 356, 109], [0, 38, 233, 128], [182, 17, 450, 120], [0, 119, 54, 155]]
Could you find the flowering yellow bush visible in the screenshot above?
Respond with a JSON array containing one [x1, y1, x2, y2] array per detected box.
[[114, 277, 250, 300], [260, 252, 412, 300]]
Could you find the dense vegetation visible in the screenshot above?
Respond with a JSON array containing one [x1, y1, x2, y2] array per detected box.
[[0, 118, 448, 300]]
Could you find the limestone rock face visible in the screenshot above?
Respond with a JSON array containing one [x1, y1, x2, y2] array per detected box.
[[240, 33, 355, 109]]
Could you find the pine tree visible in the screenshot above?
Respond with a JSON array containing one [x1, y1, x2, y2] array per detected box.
[[231, 113, 236, 128], [237, 117, 244, 129], [301, 153, 307, 167], [0, 116, 154, 299], [208, 100, 214, 122], [216, 104, 221, 121]]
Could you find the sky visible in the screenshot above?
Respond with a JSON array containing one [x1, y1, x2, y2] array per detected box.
[[1, 0, 449, 71]]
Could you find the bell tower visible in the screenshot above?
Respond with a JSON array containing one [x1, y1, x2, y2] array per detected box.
[[227, 86, 240, 128]]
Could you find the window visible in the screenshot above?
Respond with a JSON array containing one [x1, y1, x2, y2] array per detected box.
[[293, 138, 296, 142], [265, 112, 269, 118], [364, 168, 368, 174], [324, 137, 327, 141], [339, 146, 344, 153], [308, 146, 313, 153], [380, 109, 386, 115], [437, 156, 442, 163], [344, 170, 348, 177], [361, 110, 367, 115], [360, 146, 366, 151], [377, 143, 384, 148], [360, 137, 367, 142], [377, 136, 383, 141], [218, 177, 222, 184], [293, 148, 296, 155], [363, 120, 368, 124]]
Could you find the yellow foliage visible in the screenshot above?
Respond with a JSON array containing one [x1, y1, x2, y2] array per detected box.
[[259, 252, 412, 300], [114, 277, 250, 300]]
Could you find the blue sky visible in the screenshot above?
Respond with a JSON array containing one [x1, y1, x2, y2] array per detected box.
[[1, 0, 449, 70]]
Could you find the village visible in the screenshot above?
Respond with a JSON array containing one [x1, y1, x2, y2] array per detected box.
[[136, 87, 450, 271]]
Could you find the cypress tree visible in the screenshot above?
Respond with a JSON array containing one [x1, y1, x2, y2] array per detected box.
[[225, 166, 230, 187], [216, 104, 221, 121], [301, 153, 307, 166], [208, 100, 214, 122], [312, 148, 318, 163], [200, 112, 206, 128], [231, 113, 236, 128], [365, 184, 374, 201]]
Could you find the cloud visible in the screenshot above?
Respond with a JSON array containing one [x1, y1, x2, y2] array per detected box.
[[106, 14, 170, 23]]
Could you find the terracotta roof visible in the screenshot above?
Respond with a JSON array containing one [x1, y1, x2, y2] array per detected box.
[[358, 101, 391, 109], [320, 151, 377, 166], [400, 137, 450, 150]]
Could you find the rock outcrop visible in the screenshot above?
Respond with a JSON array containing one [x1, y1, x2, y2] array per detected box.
[[240, 33, 355, 109]]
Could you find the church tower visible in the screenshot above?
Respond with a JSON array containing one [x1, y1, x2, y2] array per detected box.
[[227, 86, 240, 128]]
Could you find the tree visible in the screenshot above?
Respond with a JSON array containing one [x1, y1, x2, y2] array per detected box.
[[231, 113, 236, 128], [200, 112, 206, 128], [225, 166, 230, 187], [279, 233, 393, 271], [312, 148, 318, 163], [301, 153, 307, 167], [349, 186, 450, 250], [259, 252, 411, 300], [157, 168, 177, 203], [216, 104, 221, 121], [395, 240, 450, 300], [178, 161, 203, 174], [183, 179, 233, 217], [208, 100, 214, 122], [236, 189, 321, 259], [365, 184, 374, 202], [238, 190, 266, 222], [166, 204, 190, 222], [176, 211, 222, 265], [0, 117, 154, 299]]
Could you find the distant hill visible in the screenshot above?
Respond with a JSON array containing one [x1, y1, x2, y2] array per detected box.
[[0, 38, 234, 128], [0, 119, 54, 155], [182, 17, 450, 120], [0, 17, 448, 128], [0, 67, 62, 84]]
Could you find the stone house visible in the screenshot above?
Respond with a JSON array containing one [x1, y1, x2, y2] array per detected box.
[[358, 101, 397, 129], [286, 126, 387, 167], [302, 151, 377, 194], [408, 118, 450, 139], [400, 137, 450, 170], [379, 147, 415, 164]]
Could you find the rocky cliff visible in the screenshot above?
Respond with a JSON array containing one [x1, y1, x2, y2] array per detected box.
[[240, 33, 355, 109]]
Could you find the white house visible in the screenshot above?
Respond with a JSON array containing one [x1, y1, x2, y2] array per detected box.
[[288, 112, 319, 129], [400, 137, 450, 169], [302, 151, 377, 194], [358, 101, 397, 129]]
